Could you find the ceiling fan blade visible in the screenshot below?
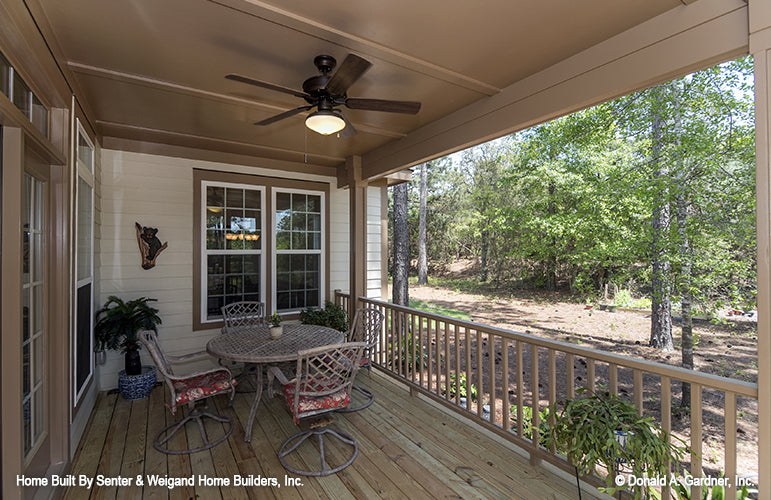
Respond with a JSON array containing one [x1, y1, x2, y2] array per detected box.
[[325, 54, 372, 95], [254, 105, 313, 126], [336, 115, 357, 139], [226, 74, 309, 99], [345, 98, 421, 114]]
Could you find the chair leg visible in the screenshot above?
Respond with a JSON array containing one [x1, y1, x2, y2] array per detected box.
[[336, 384, 375, 413], [278, 427, 358, 477], [154, 405, 233, 455]]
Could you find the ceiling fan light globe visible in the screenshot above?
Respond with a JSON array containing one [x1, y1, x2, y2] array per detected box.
[[305, 110, 346, 135]]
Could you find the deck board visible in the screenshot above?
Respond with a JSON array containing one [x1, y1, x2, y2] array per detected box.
[[65, 371, 606, 499]]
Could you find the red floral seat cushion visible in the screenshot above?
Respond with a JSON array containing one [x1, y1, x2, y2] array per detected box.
[[170, 371, 236, 409], [281, 376, 350, 424]]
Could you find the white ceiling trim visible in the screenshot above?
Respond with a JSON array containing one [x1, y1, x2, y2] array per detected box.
[[208, 0, 501, 96]]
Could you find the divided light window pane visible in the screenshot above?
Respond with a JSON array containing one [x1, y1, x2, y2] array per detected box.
[[204, 183, 262, 321], [0, 52, 9, 97], [12, 71, 30, 116]]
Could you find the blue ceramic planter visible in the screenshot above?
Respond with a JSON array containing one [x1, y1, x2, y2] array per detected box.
[[118, 365, 156, 401]]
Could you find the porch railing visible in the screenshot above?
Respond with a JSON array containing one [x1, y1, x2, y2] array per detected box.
[[334, 291, 759, 498]]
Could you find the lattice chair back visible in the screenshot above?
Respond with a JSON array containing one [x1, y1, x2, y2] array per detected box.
[[284, 342, 367, 424], [139, 330, 237, 454], [140, 330, 175, 378], [347, 308, 384, 362], [221, 301, 266, 332]]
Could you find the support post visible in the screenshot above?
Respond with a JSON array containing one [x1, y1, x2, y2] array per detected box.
[[751, 1, 771, 496], [348, 156, 367, 318]]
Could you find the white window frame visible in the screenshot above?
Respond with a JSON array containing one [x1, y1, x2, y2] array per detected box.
[[199, 181, 266, 324], [271, 187, 326, 315], [73, 120, 94, 405]]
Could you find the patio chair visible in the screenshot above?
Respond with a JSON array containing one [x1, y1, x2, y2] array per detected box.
[[139, 331, 237, 455], [337, 308, 384, 412], [221, 301, 267, 391], [268, 341, 366, 476]]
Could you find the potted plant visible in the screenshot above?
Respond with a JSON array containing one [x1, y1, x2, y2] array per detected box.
[[299, 301, 349, 332], [94, 296, 162, 400], [542, 389, 688, 499], [269, 311, 283, 339]]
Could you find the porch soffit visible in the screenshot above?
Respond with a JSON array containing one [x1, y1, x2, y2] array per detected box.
[[26, 0, 744, 180]]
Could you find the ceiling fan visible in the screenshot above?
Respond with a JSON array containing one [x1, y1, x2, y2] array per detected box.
[[226, 54, 421, 137]]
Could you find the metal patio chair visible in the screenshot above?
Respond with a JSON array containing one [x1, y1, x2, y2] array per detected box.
[[221, 300, 267, 391], [269, 341, 366, 476], [140, 331, 237, 454], [337, 308, 384, 412]]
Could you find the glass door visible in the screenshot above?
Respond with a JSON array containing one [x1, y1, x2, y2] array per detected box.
[[74, 123, 94, 404]]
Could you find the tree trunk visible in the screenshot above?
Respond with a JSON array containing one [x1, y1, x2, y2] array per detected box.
[[392, 182, 410, 306], [649, 98, 674, 351], [672, 85, 693, 406], [480, 229, 489, 282], [418, 163, 428, 285], [546, 180, 557, 291]]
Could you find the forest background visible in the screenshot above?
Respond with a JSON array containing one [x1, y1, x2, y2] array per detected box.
[[389, 56, 756, 366]]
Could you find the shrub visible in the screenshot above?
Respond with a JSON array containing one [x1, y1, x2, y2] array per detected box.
[[299, 301, 349, 332]]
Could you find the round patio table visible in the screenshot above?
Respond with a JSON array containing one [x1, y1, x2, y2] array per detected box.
[[207, 324, 344, 442]]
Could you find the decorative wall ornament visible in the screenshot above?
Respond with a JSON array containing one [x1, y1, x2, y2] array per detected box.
[[135, 222, 168, 270]]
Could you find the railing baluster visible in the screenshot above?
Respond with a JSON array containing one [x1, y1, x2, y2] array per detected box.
[[445, 321, 451, 401], [548, 349, 556, 452], [725, 391, 737, 500], [418, 312, 425, 389], [489, 332, 496, 423], [633, 369, 643, 414], [566, 353, 574, 400], [427, 315, 434, 393], [609, 362, 618, 396], [691, 384, 703, 500], [477, 329, 484, 418], [516, 340, 524, 438], [531, 344, 540, 460], [455, 323, 461, 406], [587, 358, 596, 394], [410, 312, 417, 383], [465, 325, 472, 413], [502, 337, 510, 432], [661, 376, 672, 500]]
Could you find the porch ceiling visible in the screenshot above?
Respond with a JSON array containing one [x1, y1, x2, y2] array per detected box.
[[34, 0, 683, 175]]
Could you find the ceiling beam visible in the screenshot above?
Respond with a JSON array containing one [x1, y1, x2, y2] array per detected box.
[[208, 0, 501, 97], [360, 0, 749, 180], [97, 119, 345, 168]]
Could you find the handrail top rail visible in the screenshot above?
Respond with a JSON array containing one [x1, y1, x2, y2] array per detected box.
[[358, 296, 758, 398]]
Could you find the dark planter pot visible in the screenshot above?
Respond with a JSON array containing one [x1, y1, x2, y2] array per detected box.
[[125, 348, 142, 375], [118, 366, 156, 401]]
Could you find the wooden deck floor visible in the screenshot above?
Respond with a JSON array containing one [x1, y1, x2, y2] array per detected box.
[[64, 371, 605, 500]]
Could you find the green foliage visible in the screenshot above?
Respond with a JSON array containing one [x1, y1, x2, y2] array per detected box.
[[447, 372, 478, 401], [393, 57, 756, 314], [409, 298, 472, 322], [541, 389, 689, 498], [94, 296, 162, 353], [509, 405, 551, 440], [299, 301, 349, 332], [268, 312, 281, 327], [388, 331, 427, 369]]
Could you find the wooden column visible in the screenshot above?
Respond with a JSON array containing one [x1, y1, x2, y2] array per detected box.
[[751, 1, 771, 496], [348, 156, 368, 315], [2, 127, 24, 499]]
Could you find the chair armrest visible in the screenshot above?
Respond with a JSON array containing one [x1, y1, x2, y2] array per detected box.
[[163, 365, 234, 382], [165, 350, 208, 362], [267, 365, 294, 386]]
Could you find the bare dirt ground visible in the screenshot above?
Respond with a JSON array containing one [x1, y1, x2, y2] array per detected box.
[[406, 276, 759, 481]]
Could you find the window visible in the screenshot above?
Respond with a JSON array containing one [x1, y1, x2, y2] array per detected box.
[[273, 190, 324, 311], [0, 49, 49, 137], [195, 171, 328, 328], [201, 181, 265, 323]]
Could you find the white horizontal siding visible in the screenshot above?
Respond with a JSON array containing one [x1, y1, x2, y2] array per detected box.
[[95, 149, 354, 389]]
